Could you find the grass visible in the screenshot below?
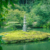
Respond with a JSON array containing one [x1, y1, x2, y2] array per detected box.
[[0, 30, 50, 44]]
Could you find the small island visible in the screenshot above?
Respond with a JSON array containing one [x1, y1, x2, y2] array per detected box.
[[0, 30, 50, 44]]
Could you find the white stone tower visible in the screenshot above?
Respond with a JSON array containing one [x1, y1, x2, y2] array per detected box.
[[23, 15, 27, 31]]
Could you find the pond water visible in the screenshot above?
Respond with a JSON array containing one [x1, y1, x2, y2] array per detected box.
[[0, 28, 50, 50], [1, 41, 50, 50]]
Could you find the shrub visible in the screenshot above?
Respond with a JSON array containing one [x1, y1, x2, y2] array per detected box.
[[0, 6, 8, 28], [29, 2, 50, 28], [0, 30, 49, 43], [5, 9, 26, 29]]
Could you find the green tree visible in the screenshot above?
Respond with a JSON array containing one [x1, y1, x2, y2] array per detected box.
[[30, 2, 50, 28], [0, 0, 17, 28]]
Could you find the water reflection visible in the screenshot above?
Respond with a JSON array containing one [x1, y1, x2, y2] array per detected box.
[[2, 41, 50, 50], [23, 45, 26, 50]]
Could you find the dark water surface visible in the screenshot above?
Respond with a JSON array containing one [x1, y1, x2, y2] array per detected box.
[[1, 41, 50, 50], [0, 28, 50, 50]]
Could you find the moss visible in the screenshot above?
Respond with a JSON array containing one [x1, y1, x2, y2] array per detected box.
[[0, 30, 50, 44]]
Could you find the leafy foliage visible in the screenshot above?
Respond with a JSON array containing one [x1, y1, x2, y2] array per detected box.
[[0, 30, 49, 43], [29, 2, 50, 28], [0, 0, 15, 28], [0, 0, 50, 28], [5, 8, 26, 29]]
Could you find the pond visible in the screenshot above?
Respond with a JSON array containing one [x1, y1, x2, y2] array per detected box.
[[0, 28, 50, 50], [1, 41, 50, 50]]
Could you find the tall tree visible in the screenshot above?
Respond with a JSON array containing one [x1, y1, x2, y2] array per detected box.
[[0, 0, 14, 27]]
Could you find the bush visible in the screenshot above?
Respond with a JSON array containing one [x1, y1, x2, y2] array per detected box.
[[5, 9, 26, 29], [11, 4, 24, 11], [0, 30, 49, 43], [3, 3, 50, 28], [0, 6, 8, 28], [29, 2, 50, 28]]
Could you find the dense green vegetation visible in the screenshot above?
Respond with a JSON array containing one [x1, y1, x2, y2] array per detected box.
[[0, 0, 50, 29], [0, 1, 50, 50], [0, 30, 50, 44]]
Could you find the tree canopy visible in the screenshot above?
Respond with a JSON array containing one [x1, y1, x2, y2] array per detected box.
[[0, 0, 50, 28]]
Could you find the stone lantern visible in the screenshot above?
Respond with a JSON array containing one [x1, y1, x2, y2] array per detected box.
[[23, 15, 27, 31]]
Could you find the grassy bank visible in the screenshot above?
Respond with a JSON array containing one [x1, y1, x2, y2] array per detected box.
[[0, 30, 50, 44]]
